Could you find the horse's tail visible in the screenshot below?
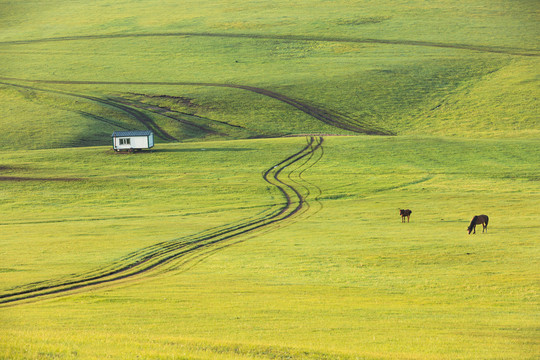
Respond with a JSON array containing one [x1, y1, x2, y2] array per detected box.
[[484, 215, 489, 226]]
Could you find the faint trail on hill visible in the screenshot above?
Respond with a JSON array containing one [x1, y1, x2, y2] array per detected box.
[[0, 32, 537, 56], [2, 80, 239, 139], [108, 96, 230, 138], [0, 77, 393, 135], [0, 137, 324, 305], [0, 81, 178, 141]]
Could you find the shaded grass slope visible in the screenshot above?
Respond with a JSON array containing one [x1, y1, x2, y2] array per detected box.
[[0, 0, 538, 149]]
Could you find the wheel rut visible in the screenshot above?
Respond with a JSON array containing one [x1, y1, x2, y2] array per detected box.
[[0, 137, 324, 306], [0, 77, 393, 136], [0, 81, 178, 141], [1, 31, 537, 57]]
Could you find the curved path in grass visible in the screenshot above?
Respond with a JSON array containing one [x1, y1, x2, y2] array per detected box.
[[0, 137, 324, 305], [1, 32, 537, 57], [0, 77, 392, 135], [0, 81, 245, 140], [0, 81, 180, 141]]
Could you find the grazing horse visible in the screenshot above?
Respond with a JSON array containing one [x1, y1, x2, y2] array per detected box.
[[400, 209, 412, 223], [467, 215, 489, 234]]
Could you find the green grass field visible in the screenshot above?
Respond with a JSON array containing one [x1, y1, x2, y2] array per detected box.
[[1, 1, 539, 359], [1, 137, 539, 359]]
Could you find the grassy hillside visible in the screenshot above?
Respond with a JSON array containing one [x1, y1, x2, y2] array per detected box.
[[1, 0, 538, 149], [1, 136, 539, 359], [1, 1, 539, 359]]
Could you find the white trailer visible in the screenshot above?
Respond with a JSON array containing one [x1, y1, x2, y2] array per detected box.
[[112, 130, 154, 151]]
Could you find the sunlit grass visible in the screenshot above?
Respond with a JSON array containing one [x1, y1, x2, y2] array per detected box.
[[1, 136, 538, 359], [0, 0, 538, 358]]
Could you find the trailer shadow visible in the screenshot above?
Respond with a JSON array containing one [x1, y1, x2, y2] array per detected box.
[[104, 147, 254, 155]]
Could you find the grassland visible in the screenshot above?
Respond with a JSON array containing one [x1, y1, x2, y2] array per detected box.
[[1, 137, 539, 359], [1, 0, 539, 148], [1, 0, 539, 359]]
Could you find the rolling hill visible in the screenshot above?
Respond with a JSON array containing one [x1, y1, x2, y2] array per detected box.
[[1, 1, 539, 359], [1, 0, 538, 149]]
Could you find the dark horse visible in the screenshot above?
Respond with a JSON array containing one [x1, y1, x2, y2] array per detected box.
[[400, 209, 412, 223], [467, 215, 489, 234]]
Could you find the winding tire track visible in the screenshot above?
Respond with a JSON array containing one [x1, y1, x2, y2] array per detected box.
[[0, 77, 393, 135], [0, 32, 537, 57], [0, 81, 178, 141], [0, 137, 324, 306], [108, 96, 230, 137]]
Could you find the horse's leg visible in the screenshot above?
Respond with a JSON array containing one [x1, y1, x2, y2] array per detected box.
[[473, 225, 476, 234], [407, 215, 410, 223]]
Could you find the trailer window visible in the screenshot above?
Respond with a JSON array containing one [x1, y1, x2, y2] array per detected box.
[[119, 138, 131, 145]]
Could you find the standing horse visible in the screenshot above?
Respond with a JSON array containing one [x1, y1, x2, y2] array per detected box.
[[467, 215, 489, 234], [400, 209, 412, 223]]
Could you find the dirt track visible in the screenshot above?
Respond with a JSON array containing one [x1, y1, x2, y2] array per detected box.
[[0, 77, 393, 136], [0, 81, 179, 141], [0, 137, 324, 305], [1, 32, 537, 57], [2, 81, 239, 140]]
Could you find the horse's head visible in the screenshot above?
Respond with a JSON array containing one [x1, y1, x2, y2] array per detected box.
[[467, 226, 472, 234]]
